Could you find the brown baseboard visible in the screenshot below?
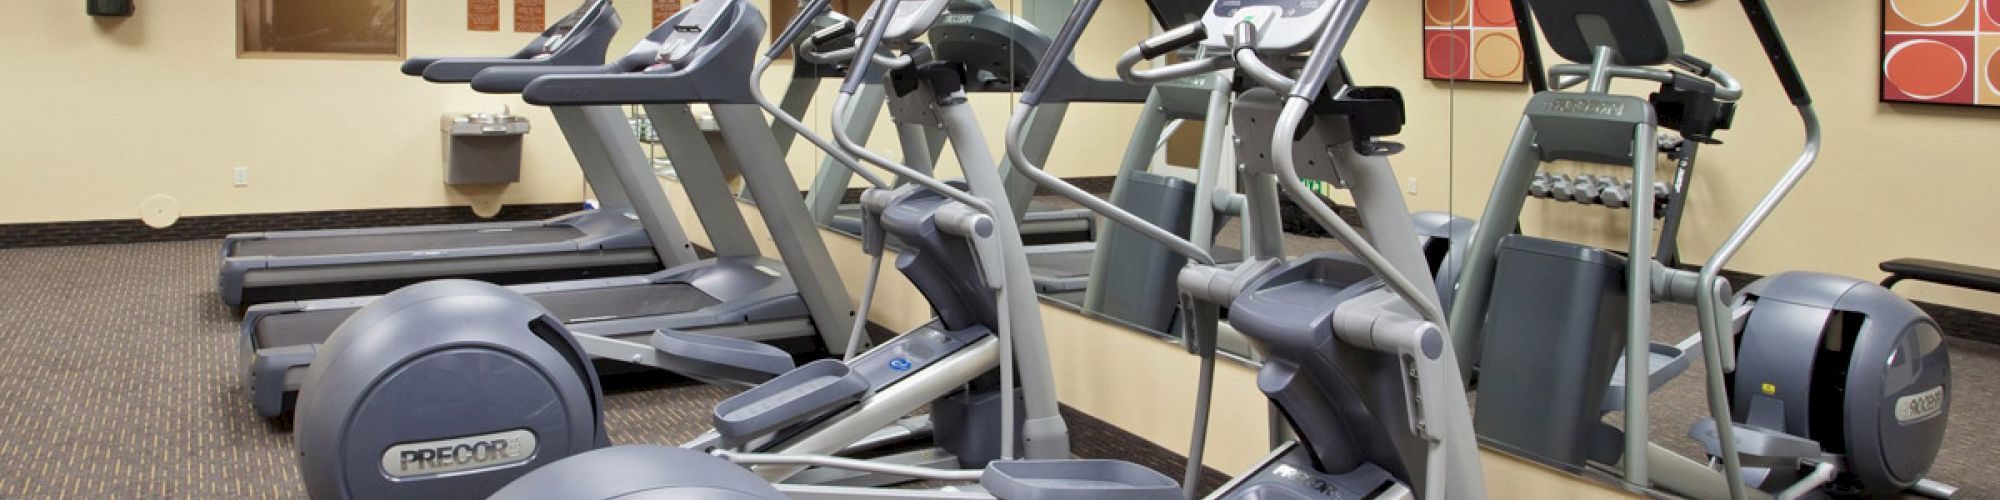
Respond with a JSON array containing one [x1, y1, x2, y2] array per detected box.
[[0, 203, 583, 249]]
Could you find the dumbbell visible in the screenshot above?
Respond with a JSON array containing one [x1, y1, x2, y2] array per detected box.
[[1602, 176, 1626, 206], [1574, 175, 1607, 204], [1528, 172, 1553, 198], [1601, 179, 1632, 208], [1548, 174, 1574, 202]]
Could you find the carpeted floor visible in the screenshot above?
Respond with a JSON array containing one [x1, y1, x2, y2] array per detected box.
[[0, 239, 1990, 498], [0, 240, 1222, 498]]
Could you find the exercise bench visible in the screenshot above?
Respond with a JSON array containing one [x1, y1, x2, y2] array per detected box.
[[1879, 258, 2000, 294]]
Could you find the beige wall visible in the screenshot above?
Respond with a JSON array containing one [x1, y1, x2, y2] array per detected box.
[[0, 1, 623, 225], [0, 0, 1147, 225]]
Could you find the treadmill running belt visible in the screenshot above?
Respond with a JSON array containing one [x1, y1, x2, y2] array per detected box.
[[233, 226, 586, 257], [252, 283, 724, 349]]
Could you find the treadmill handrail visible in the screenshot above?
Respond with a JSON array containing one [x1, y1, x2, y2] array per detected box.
[[517, 0, 762, 106], [471, 64, 619, 94]]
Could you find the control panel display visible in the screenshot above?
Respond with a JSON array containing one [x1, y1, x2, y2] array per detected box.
[[1203, 0, 1338, 52]]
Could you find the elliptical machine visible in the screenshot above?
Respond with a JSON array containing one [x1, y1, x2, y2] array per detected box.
[[486, 0, 1490, 497], [1445, 0, 1956, 498]]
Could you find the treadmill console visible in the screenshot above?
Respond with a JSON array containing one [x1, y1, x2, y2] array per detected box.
[[649, 0, 739, 70], [533, 0, 607, 58], [1201, 0, 1338, 53]]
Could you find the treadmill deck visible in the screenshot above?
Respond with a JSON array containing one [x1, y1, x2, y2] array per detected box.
[[232, 226, 587, 257], [251, 282, 724, 349]]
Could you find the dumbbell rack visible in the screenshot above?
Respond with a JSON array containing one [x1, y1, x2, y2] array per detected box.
[[1525, 134, 1700, 266]]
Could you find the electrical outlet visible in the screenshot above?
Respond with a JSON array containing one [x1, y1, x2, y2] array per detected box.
[[1406, 176, 1419, 195], [233, 167, 250, 187]]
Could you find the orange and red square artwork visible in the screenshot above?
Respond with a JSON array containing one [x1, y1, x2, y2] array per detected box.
[[1424, 0, 1525, 83], [1882, 0, 2000, 105]]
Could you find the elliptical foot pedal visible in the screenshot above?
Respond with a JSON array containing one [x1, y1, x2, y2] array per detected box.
[[1602, 341, 1693, 413], [1689, 417, 1823, 467], [713, 359, 870, 447], [980, 460, 1180, 500], [651, 329, 798, 387]]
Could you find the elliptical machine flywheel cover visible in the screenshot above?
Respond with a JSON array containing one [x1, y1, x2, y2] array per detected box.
[[292, 280, 610, 500], [1733, 272, 1950, 496]]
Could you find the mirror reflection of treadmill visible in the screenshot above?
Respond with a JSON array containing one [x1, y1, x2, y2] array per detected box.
[[817, 0, 1098, 246], [239, 0, 866, 419], [215, 0, 667, 308]]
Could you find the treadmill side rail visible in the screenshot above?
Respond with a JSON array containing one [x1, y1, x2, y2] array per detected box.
[[248, 344, 317, 418]]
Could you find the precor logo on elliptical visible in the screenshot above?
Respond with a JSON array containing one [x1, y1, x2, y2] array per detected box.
[[1541, 97, 1628, 117], [1894, 385, 1945, 424], [380, 429, 538, 478], [1269, 464, 1338, 497]]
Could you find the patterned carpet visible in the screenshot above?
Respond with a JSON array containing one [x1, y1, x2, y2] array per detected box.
[[0, 240, 1220, 498], [0, 239, 1989, 498]]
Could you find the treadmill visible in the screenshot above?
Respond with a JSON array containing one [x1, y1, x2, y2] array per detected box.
[[216, 0, 692, 307], [800, 0, 1100, 246], [239, 5, 864, 418]]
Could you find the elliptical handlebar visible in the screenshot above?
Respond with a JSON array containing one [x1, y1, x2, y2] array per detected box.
[[1112, 25, 1236, 86], [1231, 24, 1297, 92], [1546, 58, 1742, 100], [1673, 2, 1818, 498], [1689, 3, 1820, 367]]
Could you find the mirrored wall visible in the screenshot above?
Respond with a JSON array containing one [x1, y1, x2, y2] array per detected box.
[[622, 0, 1759, 363], [728, 0, 1487, 363]]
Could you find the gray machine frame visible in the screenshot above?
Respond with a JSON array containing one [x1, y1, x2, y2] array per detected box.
[[216, 0, 698, 307], [238, 2, 862, 418]]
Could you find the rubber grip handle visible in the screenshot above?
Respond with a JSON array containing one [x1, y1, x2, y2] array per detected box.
[[1737, 0, 1811, 105], [1138, 22, 1206, 60], [810, 21, 856, 47], [1676, 54, 1715, 77], [1507, 0, 1548, 92]]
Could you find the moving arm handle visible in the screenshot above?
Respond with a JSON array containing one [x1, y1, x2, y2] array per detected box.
[[1738, 0, 1811, 105], [1140, 22, 1208, 60]]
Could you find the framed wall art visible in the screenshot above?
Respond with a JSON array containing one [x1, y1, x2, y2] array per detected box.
[[1881, 0, 2000, 106], [1423, 0, 1526, 83]]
